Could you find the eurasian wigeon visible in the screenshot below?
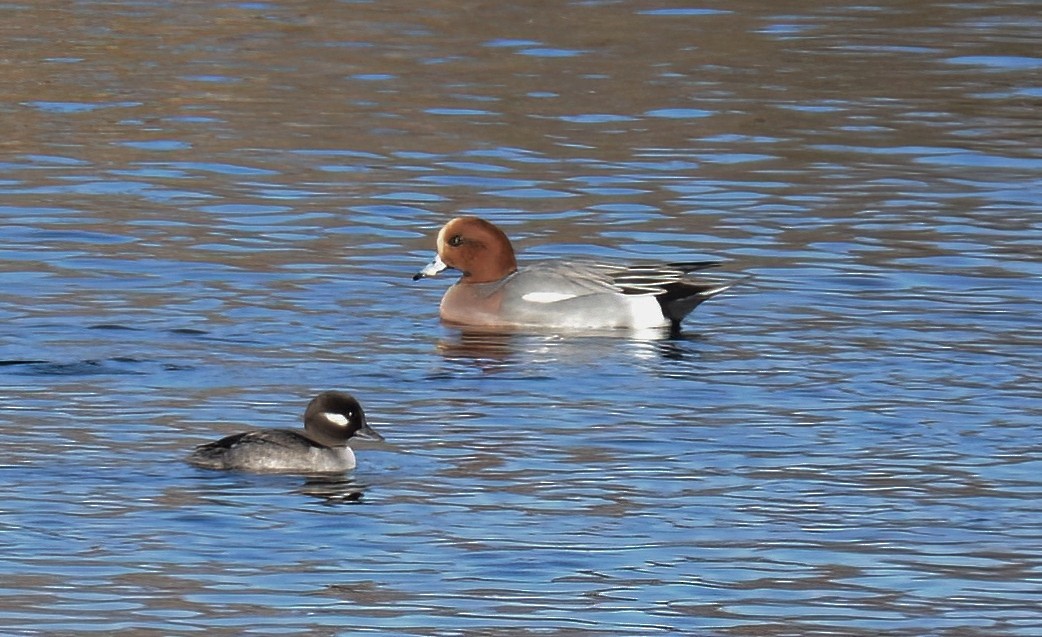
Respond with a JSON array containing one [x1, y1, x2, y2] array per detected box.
[[186, 391, 383, 474], [413, 216, 733, 332]]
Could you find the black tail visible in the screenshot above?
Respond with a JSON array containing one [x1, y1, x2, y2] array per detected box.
[[656, 280, 734, 329]]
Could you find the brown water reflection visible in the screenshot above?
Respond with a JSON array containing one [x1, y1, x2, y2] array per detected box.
[[2, 0, 1040, 635]]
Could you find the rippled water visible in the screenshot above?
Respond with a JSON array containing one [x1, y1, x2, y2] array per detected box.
[[2, 0, 1041, 635]]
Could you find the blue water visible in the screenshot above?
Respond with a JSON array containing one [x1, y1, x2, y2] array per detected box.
[[2, 0, 1041, 635]]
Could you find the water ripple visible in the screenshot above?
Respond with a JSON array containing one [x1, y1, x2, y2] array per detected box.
[[1, 0, 1040, 634]]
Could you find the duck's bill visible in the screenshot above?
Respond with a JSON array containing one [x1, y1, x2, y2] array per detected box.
[[355, 423, 385, 442], [413, 254, 448, 280]]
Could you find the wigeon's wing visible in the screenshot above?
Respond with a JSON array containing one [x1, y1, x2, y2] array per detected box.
[[507, 262, 620, 301], [516, 260, 722, 298], [602, 261, 721, 296]]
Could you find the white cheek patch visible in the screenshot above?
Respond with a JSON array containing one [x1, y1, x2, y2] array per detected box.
[[323, 412, 350, 427], [522, 292, 577, 303]]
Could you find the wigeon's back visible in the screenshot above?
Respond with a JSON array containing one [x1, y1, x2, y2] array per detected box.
[[414, 216, 734, 333]]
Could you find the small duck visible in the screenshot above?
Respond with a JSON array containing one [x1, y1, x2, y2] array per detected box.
[[186, 391, 383, 474], [414, 216, 733, 332]]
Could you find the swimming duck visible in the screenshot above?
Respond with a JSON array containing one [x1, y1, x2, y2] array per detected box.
[[414, 216, 732, 332], [186, 391, 382, 474]]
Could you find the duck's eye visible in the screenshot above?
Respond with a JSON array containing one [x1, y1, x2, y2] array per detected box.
[[448, 234, 464, 247]]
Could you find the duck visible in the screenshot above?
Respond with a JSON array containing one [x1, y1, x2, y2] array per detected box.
[[186, 391, 382, 474], [413, 216, 732, 333]]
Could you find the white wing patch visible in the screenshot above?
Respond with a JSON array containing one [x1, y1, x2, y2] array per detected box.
[[522, 292, 577, 303], [322, 412, 350, 427]]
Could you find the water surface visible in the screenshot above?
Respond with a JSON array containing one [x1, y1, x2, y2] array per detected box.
[[2, 0, 1040, 635]]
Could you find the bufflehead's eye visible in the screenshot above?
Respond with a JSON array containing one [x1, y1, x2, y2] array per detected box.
[[322, 412, 350, 427], [448, 234, 464, 247]]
